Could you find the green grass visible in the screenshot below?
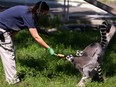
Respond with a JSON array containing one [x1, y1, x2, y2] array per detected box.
[[0, 29, 115, 87]]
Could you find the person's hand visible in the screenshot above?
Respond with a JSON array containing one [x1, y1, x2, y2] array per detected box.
[[47, 47, 56, 56]]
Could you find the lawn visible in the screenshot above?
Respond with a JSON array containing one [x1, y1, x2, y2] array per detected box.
[[0, 27, 115, 87]]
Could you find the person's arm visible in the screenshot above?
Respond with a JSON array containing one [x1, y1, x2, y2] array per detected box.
[[29, 28, 49, 49], [29, 28, 56, 55]]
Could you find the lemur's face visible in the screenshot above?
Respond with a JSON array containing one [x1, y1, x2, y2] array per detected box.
[[66, 55, 74, 62], [76, 50, 84, 57]]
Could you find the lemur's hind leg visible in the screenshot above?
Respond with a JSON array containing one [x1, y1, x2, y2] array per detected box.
[[77, 76, 87, 87], [77, 67, 90, 87]]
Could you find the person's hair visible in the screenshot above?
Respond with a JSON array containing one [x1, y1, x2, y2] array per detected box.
[[28, 1, 49, 14]]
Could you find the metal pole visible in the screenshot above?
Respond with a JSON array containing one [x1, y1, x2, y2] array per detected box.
[[67, 0, 69, 20], [64, 0, 69, 21], [64, 0, 66, 20]]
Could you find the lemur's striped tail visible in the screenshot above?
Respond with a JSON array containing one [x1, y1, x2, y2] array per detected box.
[[100, 20, 116, 49], [100, 20, 112, 49], [96, 65, 104, 82], [92, 65, 104, 82]]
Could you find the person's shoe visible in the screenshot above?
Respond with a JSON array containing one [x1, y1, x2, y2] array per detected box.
[[7, 76, 20, 84]]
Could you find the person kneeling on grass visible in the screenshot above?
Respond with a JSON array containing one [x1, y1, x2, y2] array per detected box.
[[0, 1, 56, 84]]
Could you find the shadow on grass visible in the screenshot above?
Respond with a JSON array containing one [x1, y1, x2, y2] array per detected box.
[[50, 29, 101, 50], [18, 57, 48, 72], [55, 62, 80, 75], [18, 57, 80, 79], [15, 29, 116, 79], [17, 57, 48, 80]]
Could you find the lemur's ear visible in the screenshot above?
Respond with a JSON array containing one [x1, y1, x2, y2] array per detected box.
[[66, 55, 73, 59]]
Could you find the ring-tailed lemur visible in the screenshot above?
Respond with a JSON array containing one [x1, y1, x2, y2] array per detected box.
[[65, 20, 116, 87]]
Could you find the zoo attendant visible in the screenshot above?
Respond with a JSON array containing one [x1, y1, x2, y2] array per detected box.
[[0, 1, 56, 84]]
